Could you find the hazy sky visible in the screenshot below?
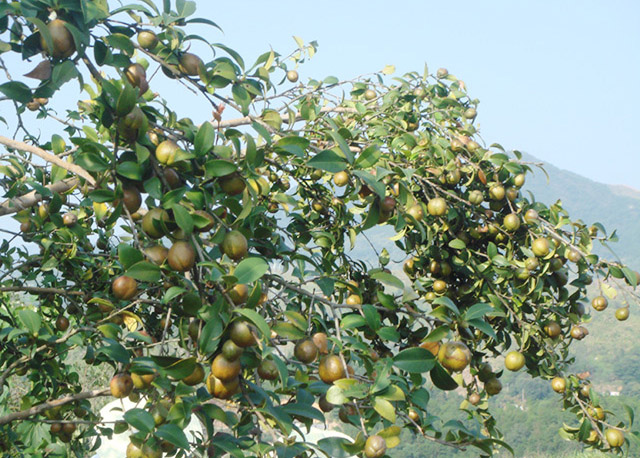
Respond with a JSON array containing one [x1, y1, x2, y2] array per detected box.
[[186, 0, 640, 189]]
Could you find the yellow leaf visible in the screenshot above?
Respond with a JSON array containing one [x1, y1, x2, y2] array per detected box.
[[381, 65, 396, 75]]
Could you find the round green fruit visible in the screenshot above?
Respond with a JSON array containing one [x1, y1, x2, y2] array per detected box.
[[40, 19, 75, 58], [531, 238, 550, 257], [504, 351, 525, 371], [427, 197, 448, 216], [438, 341, 471, 372], [221, 230, 248, 260], [364, 435, 387, 458]]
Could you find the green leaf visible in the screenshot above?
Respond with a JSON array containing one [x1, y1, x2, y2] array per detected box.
[[205, 160, 237, 178], [155, 423, 190, 449], [372, 397, 396, 422], [448, 238, 466, 250], [152, 356, 195, 379], [464, 303, 494, 321], [18, 309, 41, 335], [118, 244, 143, 269], [198, 318, 224, 354], [51, 135, 65, 155], [370, 271, 404, 290], [327, 130, 354, 163], [0, 82, 32, 103], [116, 83, 136, 117], [316, 437, 353, 458], [430, 363, 459, 390], [172, 204, 194, 236], [234, 309, 270, 340], [116, 161, 143, 180], [194, 122, 215, 156], [124, 408, 155, 434], [432, 296, 460, 315], [467, 318, 497, 338], [393, 347, 435, 373], [362, 304, 381, 331], [125, 261, 161, 282], [233, 257, 268, 284], [307, 150, 348, 173], [274, 136, 309, 157], [353, 170, 385, 198], [355, 145, 381, 169]]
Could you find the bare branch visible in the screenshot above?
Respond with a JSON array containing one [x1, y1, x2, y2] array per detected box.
[[0, 177, 78, 217]]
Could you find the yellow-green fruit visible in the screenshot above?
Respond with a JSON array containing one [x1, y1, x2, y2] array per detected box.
[[544, 321, 562, 338], [318, 355, 346, 384], [468, 392, 481, 405], [40, 19, 75, 58], [531, 237, 550, 257], [206, 374, 239, 399], [364, 435, 387, 458], [110, 373, 134, 398], [144, 245, 168, 265], [182, 363, 205, 386], [437, 341, 471, 372], [219, 173, 246, 195], [137, 30, 158, 50], [551, 377, 566, 393], [489, 185, 505, 200], [432, 280, 447, 294], [211, 354, 241, 381], [364, 89, 376, 100], [333, 171, 349, 187], [155, 140, 179, 165], [615, 307, 630, 321], [485, 377, 502, 395], [286, 70, 299, 82], [179, 52, 203, 76], [503, 213, 520, 232], [427, 197, 447, 216], [228, 284, 248, 305], [167, 241, 196, 272], [605, 429, 624, 448], [62, 212, 77, 226], [588, 406, 605, 421], [126, 441, 144, 458], [222, 339, 243, 361], [464, 107, 477, 120], [524, 208, 539, 223], [131, 372, 155, 390], [125, 63, 146, 88], [407, 204, 424, 221], [591, 295, 608, 312], [221, 230, 248, 261], [504, 351, 525, 371], [436, 68, 448, 78], [468, 190, 484, 205], [142, 208, 170, 239]]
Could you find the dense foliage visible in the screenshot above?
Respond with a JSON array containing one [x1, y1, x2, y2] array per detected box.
[[0, 0, 638, 456]]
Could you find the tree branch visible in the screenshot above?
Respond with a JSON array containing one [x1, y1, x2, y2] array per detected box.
[[0, 286, 84, 296], [0, 388, 110, 425], [0, 136, 96, 186], [0, 177, 78, 216]]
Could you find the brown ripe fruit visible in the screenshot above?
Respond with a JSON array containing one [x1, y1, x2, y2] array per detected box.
[[338, 404, 357, 423], [155, 140, 180, 165], [131, 372, 155, 390], [179, 53, 203, 76], [551, 377, 566, 393], [219, 173, 246, 196], [312, 332, 329, 354], [62, 212, 77, 226], [504, 351, 525, 371], [206, 374, 239, 399], [318, 355, 346, 384], [615, 307, 630, 321], [406, 204, 424, 222], [61, 422, 76, 435], [485, 377, 503, 395], [570, 325, 587, 340], [257, 359, 278, 380], [468, 392, 481, 405], [228, 284, 249, 305], [163, 168, 181, 189], [544, 321, 562, 338], [144, 245, 169, 265], [286, 70, 299, 82], [211, 354, 241, 381], [364, 435, 387, 458], [125, 63, 146, 88], [229, 321, 255, 347], [55, 315, 69, 332], [591, 296, 608, 312], [222, 339, 243, 361], [318, 394, 334, 412], [112, 275, 138, 300], [380, 196, 396, 213], [566, 249, 581, 263], [294, 339, 319, 364], [20, 220, 31, 233], [137, 30, 158, 50], [188, 320, 201, 341], [123, 187, 142, 214], [50, 423, 62, 435], [183, 363, 205, 386], [167, 241, 196, 272], [419, 341, 441, 356], [40, 19, 75, 58], [427, 197, 447, 216], [221, 230, 248, 260], [437, 341, 471, 372], [605, 429, 624, 448], [110, 373, 134, 398]]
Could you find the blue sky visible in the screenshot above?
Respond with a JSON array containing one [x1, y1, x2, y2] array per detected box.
[[187, 0, 640, 189]]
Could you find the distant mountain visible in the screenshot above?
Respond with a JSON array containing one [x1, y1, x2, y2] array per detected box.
[[522, 152, 640, 270]]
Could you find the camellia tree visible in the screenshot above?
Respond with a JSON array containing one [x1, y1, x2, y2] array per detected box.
[[0, 1, 638, 457]]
